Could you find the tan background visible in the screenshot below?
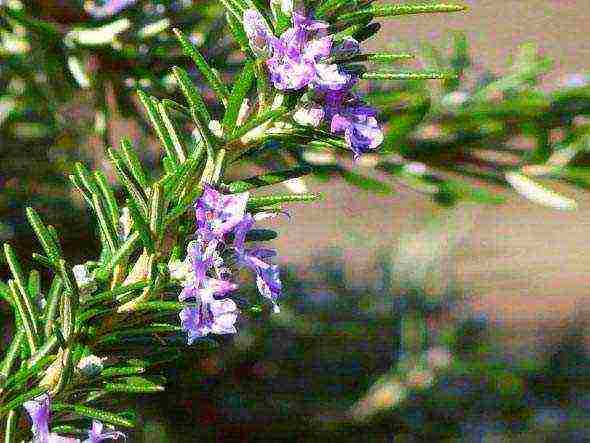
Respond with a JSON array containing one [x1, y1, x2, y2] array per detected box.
[[269, 0, 590, 356]]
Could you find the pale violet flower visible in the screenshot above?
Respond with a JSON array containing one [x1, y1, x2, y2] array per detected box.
[[244, 9, 349, 91], [24, 394, 124, 443], [233, 214, 282, 313], [243, 9, 276, 59], [179, 299, 239, 343], [194, 186, 249, 240]]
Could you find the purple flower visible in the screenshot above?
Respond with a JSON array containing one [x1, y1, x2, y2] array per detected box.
[[245, 9, 349, 91], [24, 395, 122, 443], [83, 421, 125, 443], [23, 394, 52, 442], [243, 10, 276, 58], [175, 230, 239, 342], [330, 105, 383, 157], [179, 276, 238, 303], [234, 215, 282, 313], [324, 89, 383, 157], [179, 299, 238, 343], [88, 0, 137, 18], [195, 186, 249, 240]]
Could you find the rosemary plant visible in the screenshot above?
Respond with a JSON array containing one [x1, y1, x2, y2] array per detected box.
[[0, 1, 467, 441]]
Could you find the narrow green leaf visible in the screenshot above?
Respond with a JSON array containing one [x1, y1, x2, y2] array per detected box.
[[100, 366, 146, 379], [26, 208, 60, 262], [223, 60, 255, 133], [157, 102, 187, 163], [31, 254, 53, 270], [28, 270, 41, 301], [137, 91, 179, 167], [171, 66, 214, 149], [218, 0, 245, 24], [107, 148, 149, 215], [120, 138, 149, 190], [339, 4, 467, 21], [0, 386, 47, 413], [4, 246, 39, 349], [97, 325, 182, 346], [163, 145, 206, 197], [133, 301, 183, 313], [96, 232, 141, 281], [74, 162, 100, 195], [69, 174, 93, 209], [83, 280, 148, 306], [349, 52, 415, 63], [92, 194, 119, 254], [211, 148, 227, 185], [52, 403, 135, 428], [94, 170, 120, 231], [127, 199, 155, 252], [228, 166, 312, 193], [0, 331, 24, 380], [4, 410, 18, 443], [46, 226, 62, 254], [230, 108, 288, 141], [5, 355, 55, 389], [362, 71, 454, 81], [225, 11, 249, 51], [173, 28, 230, 106], [103, 377, 165, 394], [43, 277, 62, 338], [247, 193, 322, 209], [149, 184, 166, 239], [55, 260, 79, 340]]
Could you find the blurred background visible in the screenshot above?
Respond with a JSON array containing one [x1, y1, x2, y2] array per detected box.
[[1, 0, 590, 441]]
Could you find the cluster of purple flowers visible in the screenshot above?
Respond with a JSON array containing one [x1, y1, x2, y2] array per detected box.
[[243, 9, 383, 157], [170, 186, 282, 343], [23, 394, 124, 443]]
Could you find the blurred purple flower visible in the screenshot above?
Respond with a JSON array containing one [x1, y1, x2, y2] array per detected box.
[[88, 0, 137, 18], [195, 186, 249, 240]]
